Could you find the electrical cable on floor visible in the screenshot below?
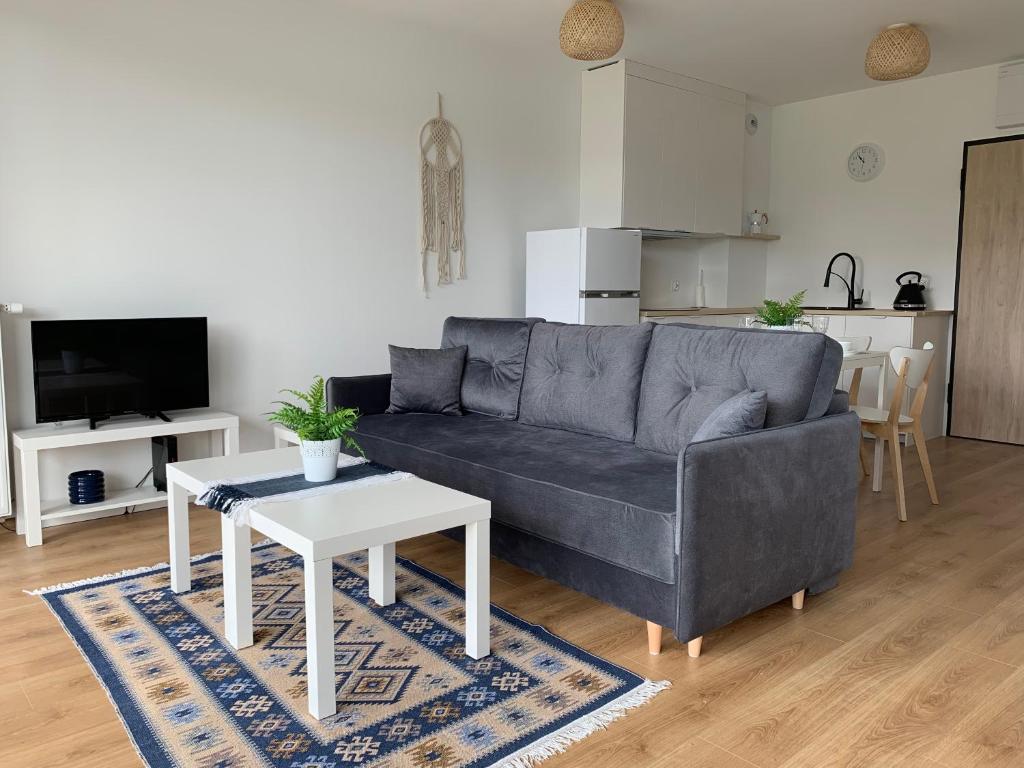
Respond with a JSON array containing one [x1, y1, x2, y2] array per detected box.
[[0, 517, 15, 533], [125, 466, 155, 515]]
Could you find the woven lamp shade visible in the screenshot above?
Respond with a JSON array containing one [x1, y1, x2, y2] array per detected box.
[[865, 23, 930, 81], [560, 0, 624, 61]]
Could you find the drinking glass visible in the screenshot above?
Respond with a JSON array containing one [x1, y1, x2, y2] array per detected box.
[[809, 315, 830, 334]]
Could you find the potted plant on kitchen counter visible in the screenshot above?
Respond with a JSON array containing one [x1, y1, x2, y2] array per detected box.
[[753, 290, 809, 330], [268, 375, 364, 482]]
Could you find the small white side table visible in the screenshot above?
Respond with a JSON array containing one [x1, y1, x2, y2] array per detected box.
[[273, 425, 298, 447], [166, 447, 491, 720], [11, 409, 239, 546]]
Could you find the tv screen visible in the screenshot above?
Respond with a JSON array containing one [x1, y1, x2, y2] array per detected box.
[[31, 318, 209, 425]]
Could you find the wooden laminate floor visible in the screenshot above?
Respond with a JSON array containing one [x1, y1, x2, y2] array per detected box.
[[2, 437, 1024, 767]]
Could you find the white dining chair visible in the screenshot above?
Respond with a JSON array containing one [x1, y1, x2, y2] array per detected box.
[[852, 342, 939, 522]]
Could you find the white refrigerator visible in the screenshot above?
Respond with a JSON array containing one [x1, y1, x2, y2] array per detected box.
[[525, 228, 641, 325]]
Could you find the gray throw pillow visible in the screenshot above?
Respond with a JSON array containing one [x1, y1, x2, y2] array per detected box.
[[386, 345, 466, 416], [691, 390, 768, 443]]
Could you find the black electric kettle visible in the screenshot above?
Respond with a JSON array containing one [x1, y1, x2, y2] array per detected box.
[[893, 271, 927, 310]]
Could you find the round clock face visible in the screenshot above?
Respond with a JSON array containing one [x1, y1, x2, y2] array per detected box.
[[848, 143, 885, 181]]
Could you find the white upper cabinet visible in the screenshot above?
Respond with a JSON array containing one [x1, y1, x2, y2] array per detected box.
[[694, 95, 745, 234], [580, 60, 745, 235]]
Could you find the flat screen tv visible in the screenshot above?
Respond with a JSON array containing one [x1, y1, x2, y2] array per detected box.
[[31, 318, 209, 428]]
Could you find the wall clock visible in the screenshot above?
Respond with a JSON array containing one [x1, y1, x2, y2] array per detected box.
[[847, 143, 885, 181]]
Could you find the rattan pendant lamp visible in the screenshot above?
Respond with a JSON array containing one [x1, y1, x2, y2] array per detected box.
[[559, 0, 624, 61], [865, 23, 930, 81]]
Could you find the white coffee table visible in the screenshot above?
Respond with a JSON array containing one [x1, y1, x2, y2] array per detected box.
[[165, 448, 491, 719]]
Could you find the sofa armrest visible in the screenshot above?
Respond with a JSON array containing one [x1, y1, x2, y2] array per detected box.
[[326, 374, 392, 415], [675, 411, 860, 642]]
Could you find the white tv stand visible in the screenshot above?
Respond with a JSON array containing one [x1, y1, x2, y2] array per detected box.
[[12, 409, 239, 547]]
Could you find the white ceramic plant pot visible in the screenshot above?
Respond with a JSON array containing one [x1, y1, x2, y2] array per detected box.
[[300, 438, 341, 482]]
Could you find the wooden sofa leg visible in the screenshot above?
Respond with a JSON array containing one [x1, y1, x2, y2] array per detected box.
[[792, 589, 806, 610], [646, 621, 662, 655], [687, 636, 703, 658]]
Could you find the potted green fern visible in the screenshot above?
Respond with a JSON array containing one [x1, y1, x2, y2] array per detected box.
[[267, 376, 364, 482], [754, 290, 809, 330]]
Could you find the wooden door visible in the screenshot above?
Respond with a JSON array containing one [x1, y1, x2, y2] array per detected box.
[[950, 135, 1024, 444]]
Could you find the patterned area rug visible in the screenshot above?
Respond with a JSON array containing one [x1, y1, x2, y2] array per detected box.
[[32, 544, 667, 767]]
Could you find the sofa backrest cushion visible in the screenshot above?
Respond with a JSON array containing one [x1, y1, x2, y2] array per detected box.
[[440, 317, 541, 420], [634, 323, 843, 454], [518, 322, 654, 441]]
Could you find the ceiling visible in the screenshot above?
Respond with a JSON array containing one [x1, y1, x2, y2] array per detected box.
[[351, 0, 1024, 104]]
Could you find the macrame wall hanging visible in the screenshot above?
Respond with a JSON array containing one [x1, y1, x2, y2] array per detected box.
[[419, 93, 465, 295]]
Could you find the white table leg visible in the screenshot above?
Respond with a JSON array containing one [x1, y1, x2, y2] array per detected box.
[[223, 425, 239, 456], [876, 359, 887, 409], [871, 359, 887, 493], [20, 449, 41, 547], [168, 479, 190, 592], [304, 556, 336, 719], [221, 515, 253, 649], [369, 543, 396, 606], [872, 438, 885, 493], [465, 518, 490, 659]]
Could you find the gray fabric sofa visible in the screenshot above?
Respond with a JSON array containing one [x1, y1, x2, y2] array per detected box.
[[327, 317, 860, 656]]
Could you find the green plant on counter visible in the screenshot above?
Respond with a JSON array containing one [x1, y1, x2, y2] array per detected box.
[[755, 290, 808, 327], [267, 375, 365, 457]]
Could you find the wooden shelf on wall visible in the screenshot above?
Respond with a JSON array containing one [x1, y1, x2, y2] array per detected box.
[[637, 228, 780, 242]]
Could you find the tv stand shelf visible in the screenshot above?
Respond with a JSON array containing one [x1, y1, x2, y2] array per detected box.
[[40, 486, 168, 523], [12, 409, 239, 547]]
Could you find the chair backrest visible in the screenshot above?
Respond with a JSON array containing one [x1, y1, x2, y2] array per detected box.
[[837, 335, 872, 353], [889, 342, 935, 389], [889, 342, 936, 423]]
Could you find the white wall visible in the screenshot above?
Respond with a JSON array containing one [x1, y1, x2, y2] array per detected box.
[[0, 1, 580, 507], [767, 65, 1018, 309], [742, 100, 772, 220]]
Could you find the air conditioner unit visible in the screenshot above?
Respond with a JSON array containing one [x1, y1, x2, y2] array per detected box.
[[996, 60, 1024, 129]]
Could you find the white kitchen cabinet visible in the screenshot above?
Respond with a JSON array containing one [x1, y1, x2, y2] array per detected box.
[[644, 314, 748, 328], [695, 96, 746, 234], [580, 60, 746, 235], [621, 74, 673, 230]]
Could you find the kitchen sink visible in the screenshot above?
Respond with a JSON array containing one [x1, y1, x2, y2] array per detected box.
[[802, 306, 877, 311]]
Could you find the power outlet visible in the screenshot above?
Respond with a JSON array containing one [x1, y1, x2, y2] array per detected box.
[[670, 280, 680, 292]]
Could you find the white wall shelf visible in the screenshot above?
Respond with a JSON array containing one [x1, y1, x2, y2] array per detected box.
[[12, 408, 239, 546], [639, 228, 780, 242]]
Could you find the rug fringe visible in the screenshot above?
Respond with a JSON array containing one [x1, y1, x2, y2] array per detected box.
[[24, 539, 277, 595], [496, 678, 670, 767]]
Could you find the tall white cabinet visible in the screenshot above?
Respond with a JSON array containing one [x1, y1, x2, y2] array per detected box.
[[580, 60, 746, 235]]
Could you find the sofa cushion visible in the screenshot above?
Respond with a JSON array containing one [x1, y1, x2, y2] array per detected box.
[[635, 324, 842, 454], [518, 322, 654, 442], [351, 412, 678, 583], [635, 383, 743, 454], [386, 345, 466, 416], [691, 390, 767, 443], [440, 317, 540, 420]]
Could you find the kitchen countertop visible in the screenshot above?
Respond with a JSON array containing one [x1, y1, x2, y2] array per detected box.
[[641, 307, 953, 318]]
